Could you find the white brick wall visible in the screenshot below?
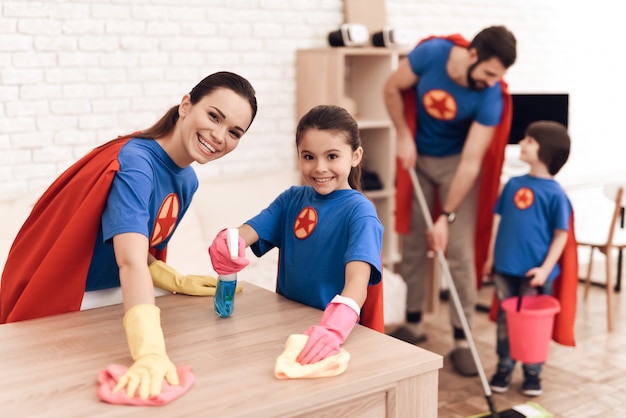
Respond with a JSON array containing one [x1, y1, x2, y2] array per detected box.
[[0, 0, 624, 202]]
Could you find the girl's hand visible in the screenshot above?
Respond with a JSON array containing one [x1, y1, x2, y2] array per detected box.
[[208, 228, 250, 275], [296, 296, 359, 365]]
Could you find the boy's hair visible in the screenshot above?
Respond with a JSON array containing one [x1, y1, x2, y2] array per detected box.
[[526, 120, 571, 175], [470, 25, 517, 68]]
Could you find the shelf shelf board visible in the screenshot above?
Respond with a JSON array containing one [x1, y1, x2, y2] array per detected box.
[[364, 188, 394, 200], [357, 119, 392, 129], [302, 47, 410, 56]]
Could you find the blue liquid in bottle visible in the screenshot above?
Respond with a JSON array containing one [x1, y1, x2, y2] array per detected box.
[[214, 274, 237, 318]]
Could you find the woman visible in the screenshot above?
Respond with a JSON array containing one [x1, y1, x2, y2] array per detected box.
[[0, 71, 258, 399]]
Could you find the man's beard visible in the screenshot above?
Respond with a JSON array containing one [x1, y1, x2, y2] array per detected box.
[[466, 62, 487, 91]]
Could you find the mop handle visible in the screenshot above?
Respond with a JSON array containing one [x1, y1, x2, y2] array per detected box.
[[408, 168, 494, 398]]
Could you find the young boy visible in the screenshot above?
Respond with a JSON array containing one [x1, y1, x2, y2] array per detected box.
[[482, 120, 571, 396]]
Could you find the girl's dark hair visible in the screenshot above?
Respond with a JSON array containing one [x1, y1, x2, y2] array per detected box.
[[526, 120, 571, 175], [470, 25, 517, 68], [295, 105, 363, 191], [134, 71, 257, 140]]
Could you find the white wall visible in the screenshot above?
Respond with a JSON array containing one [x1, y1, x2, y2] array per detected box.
[[1, 0, 624, 202]]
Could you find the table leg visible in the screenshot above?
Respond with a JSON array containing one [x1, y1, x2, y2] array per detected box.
[[618, 207, 624, 293], [616, 248, 622, 293]]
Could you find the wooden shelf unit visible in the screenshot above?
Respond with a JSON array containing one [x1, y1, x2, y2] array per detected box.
[[296, 47, 407, 266]]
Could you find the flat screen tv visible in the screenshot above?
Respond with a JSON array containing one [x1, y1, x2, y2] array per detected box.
[[508, 94, 569, 144]]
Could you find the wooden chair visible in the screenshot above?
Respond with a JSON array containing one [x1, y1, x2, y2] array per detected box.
[[577, 184, 625, 332]]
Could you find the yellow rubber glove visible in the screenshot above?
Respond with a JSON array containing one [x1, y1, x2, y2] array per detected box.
[[113, 304, 179, 399], [149, 260, 242, 296]]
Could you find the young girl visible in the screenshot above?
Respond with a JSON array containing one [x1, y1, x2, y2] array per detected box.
[[0, 71, 258, 399], [483, 120, 573, 397], [209, 104, 384, 365]]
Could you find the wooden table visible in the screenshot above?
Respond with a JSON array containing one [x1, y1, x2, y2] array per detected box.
[[0, 283, 442, 417]]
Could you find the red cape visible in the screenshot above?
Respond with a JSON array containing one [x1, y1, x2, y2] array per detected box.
[[395, 34, 512, 290], [0, 136, 166, 324], [361, 280, 384, 333], [489, 213, 579, 347]]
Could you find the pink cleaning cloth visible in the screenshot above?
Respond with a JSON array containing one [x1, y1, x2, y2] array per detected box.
[[97, 364, 195, 406]]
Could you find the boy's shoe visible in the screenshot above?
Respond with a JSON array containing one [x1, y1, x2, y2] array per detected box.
[[521, 373, 543, 396], [489, 368, 512, 393]]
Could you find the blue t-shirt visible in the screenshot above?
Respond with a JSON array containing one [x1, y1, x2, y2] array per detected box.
[[85, 138, 198, 291], [246, 186, 384, 311], [407, 38, 504, 156], [494, 174, 571, 281]]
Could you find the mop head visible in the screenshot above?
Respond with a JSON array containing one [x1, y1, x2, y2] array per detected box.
[[468, 401, 553, 418]]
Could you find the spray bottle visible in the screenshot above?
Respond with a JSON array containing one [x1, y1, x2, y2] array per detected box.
[[214, 228, 239, 318]]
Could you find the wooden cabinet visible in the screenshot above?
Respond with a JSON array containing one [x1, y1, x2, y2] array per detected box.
[[296, 47, 406, 266]]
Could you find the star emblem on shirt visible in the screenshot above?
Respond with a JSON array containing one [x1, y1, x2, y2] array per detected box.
[[150, 193, 180, 247], [423, 89, 457, 120], [514, 187, 534, 210], [293, 206, 318, 239]]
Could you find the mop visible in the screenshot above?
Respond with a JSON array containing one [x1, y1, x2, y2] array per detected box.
[[407, 168, 552, 418]]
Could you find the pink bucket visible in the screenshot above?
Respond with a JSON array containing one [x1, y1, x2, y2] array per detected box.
[[501, 295, 561, 363]]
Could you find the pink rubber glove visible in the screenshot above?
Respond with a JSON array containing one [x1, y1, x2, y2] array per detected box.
[[208, 228, 250, 275], [296, 295, 360, 365]]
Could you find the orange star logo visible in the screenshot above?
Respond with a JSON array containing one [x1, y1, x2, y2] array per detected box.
[[514, 187, 534, 210], [293, 206, 317, 239], [150, 193, 180, 247], [423, 89, 457, 120]]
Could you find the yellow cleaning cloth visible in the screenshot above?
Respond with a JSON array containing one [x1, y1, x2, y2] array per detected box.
[[274, 334, 350, 379]]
